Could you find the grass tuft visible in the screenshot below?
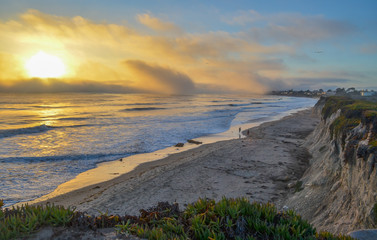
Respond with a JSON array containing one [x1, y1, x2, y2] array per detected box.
[[295, 181, 304, 192]]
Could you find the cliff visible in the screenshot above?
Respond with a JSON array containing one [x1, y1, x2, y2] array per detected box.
[[283, 96, 377, 234]]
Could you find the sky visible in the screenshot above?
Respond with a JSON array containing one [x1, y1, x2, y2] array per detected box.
[[0, 0, 376, 94]]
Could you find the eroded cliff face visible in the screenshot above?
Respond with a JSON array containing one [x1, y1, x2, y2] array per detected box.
[[283, 97, 377, 234]]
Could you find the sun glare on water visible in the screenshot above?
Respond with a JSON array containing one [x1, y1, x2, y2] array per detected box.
[[25, 51, 66, 78]]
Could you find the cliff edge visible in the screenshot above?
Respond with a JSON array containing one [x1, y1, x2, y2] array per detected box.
[[283, 96, 377, 234]]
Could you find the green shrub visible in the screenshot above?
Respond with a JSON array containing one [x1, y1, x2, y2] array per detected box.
[[1, 198, 355, 240], [116, 197, 353, 240], [322, 97, 377, 147], [295, 181, 304, 192], [322, 97, 355, 119], [370, 140, 377, 148], [330, 115, 360, 141]]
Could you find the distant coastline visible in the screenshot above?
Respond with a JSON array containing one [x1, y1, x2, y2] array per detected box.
[[271, 87, 377, 99]]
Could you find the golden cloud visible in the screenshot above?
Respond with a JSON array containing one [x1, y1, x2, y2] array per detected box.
[[0, 52, 28, 81], [124, 60, 196, 94], [137, 13, 181, 33], [0, 9, 298, 94]]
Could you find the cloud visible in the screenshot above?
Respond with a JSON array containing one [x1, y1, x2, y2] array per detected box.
[[74, 61, 124, 81], [224, 10, 262, 25], [276, 68, 373, 90], [280, 77, 354, 90], [296, 69, 367, 80], [0, 78, 140, 93], [0, 9, 137, 64], [124, 60, 196, 94], [359, 43, 377, 54], [226, 10, 357, 44], [251, 17, 356, 43], [0, 52, 27, 80], [137, 13, 181, 33], [17, 9, 135, 44]]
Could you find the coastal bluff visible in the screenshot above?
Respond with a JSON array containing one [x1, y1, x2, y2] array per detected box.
[[282, 96, 377, 234]]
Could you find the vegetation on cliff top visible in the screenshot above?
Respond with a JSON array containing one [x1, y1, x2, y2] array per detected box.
[[1, 198, 355, 240], [321, 96, 377, 147]]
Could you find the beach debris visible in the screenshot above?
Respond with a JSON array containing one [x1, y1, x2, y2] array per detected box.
[[175, 143, 184, 147], [187, 139, 202, 145]]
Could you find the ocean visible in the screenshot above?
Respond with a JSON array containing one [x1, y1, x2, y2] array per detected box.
[[0, 93, 317, 206]]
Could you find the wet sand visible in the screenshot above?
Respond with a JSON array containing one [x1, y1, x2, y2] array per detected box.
[[33, 108, 320, 216]]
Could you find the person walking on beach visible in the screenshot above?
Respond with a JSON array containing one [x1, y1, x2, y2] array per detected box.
[[239, 127, 241, 138]]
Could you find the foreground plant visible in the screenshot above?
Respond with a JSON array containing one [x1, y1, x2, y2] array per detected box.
[[115, 197, 355, 240], [0, 201, 74, 239], [1, 198, 355, 240]]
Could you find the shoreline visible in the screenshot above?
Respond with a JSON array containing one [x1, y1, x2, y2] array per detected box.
[[14, 106, 312, 208], [27, 107, 320, 216]]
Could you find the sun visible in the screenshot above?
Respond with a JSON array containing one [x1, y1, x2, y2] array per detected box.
[[25, 51, 66, 78]]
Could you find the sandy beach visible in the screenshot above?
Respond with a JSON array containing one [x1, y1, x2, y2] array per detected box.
[[33, 108, 320, 216]]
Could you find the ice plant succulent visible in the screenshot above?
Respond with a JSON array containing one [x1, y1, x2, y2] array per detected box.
[[1, 198, 355, 240]]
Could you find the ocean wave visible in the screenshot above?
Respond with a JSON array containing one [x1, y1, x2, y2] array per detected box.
[[228, 103, 251, 107], [0, 124, 55, 139], [162, 114, 235, 125], [206, 109, 238, 113], [211, 99, 243, 103], [64, 124, 94, 128], [0, 123, 94, 139], [0, 107, 25, 110], [246, 116, 271, 123], [101, 102, 168, 107], [58, 117, 91, 121], [121, 107, 167, 111], [31, 105, 72, 109], [242, 106, 264, 110], [266, 105, 283, 108], [0, 151, 144, 163], [208, 103, 251, 107], [126, 102, 167, 106]]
